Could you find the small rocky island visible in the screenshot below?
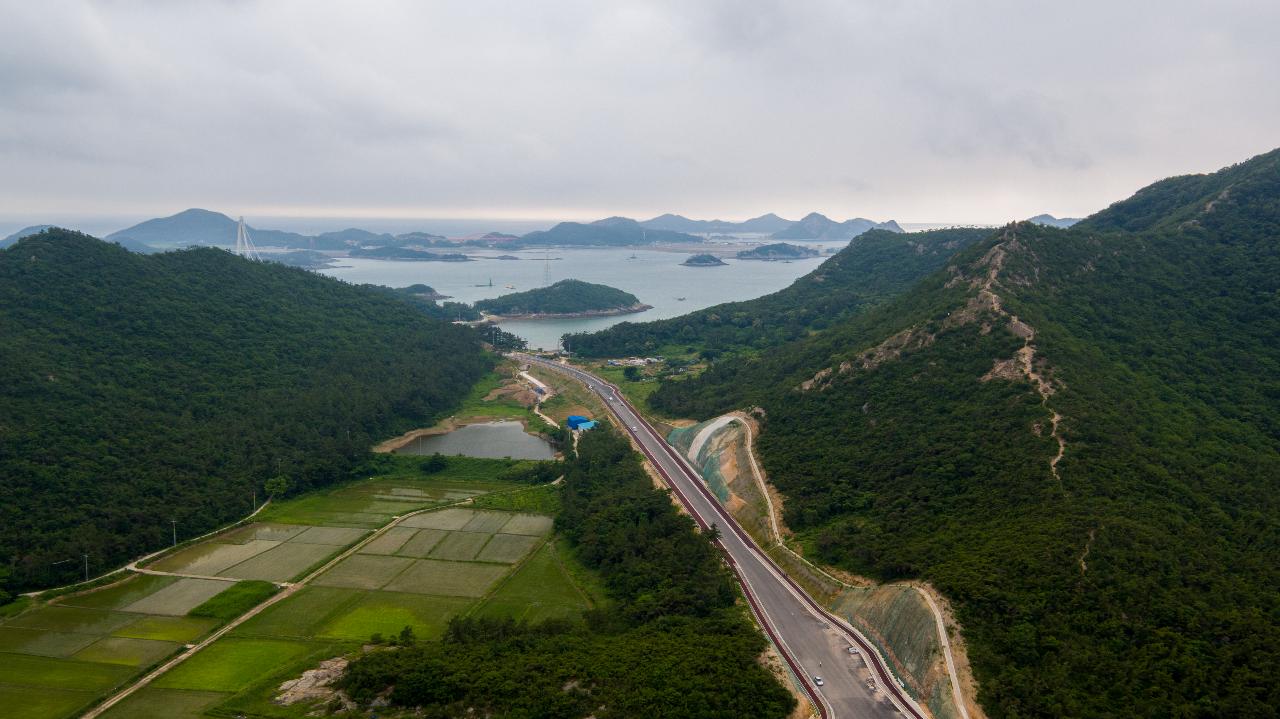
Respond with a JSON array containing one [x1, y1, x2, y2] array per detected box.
[[474, 279, 651, 319], [736, 242, 820, 261], [681, 253, 728, 267]]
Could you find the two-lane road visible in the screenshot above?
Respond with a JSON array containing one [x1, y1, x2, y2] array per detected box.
[[517, 354, 924, 719]]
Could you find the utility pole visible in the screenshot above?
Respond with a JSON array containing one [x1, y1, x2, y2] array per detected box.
[[171, 519, 177, 547], [253, 490, 257, 511], [83, 553, 88, 582]]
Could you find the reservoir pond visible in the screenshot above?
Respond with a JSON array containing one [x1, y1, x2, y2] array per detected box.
[[394, 421, 555, 460]]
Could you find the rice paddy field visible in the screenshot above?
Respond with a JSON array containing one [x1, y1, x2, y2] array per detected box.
[[0, 456, 590, 719]]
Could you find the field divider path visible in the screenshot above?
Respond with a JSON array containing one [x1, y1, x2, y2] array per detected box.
[[82, 486, 540, 719], [515, 353, 925, 719]]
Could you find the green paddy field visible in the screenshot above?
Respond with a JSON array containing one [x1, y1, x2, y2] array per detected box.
[[0, 455, 599, 719]]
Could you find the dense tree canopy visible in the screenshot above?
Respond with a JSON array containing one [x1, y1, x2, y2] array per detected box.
[[0, 230, 493, 593]]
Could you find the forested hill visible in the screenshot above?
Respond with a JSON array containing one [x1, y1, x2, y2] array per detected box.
[[644, 148, 1280, 716], [474, 279, 643, 316], [566, 227, 991, 357], [0, 230, 493, 594]]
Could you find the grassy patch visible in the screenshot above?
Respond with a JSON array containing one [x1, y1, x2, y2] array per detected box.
[[0, 597, 31, 620], [147, 539, 280, 576], [230, 587, 362, 640], [393, 528, 448, 558], [473, 540, 594, 622], [0, 653, 134, 691], [359, 526, 417, 555], [476, 533, 543, 564], [399, 507, 476, 530], [112, 615, 217, 643], [255, 456, 516, 528], [5, 606, 137, 635], [461, 511, 513, 533], [0, 627, 98, 657], [153, 638, 313, 691], [218, 541, 338, 582], [592, 364, 662, 408], [428, 532, 492, 561], [452, 368, 538, 422], [71, 635, 180, 667], [188, 580, 278, 622], [316, 591, 473, 642], [496, 513, 555, 536], [289, 526, 369, 546], [56, 573, 176, 611], [383, 559, 508, 598], [98, 687, 230, 719], [472, 484, 562, 514], [313, 555, 413, 591], [122, 577, 235, 617], [0, 685, 96, 719]]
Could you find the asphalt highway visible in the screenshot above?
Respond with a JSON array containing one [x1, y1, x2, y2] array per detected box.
[[517, 354, 924, 719]]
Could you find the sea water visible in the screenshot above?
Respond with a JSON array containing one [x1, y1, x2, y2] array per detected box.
[[319, 245, 843, 349]]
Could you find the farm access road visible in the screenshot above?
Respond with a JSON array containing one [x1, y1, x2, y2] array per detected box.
[[515, 353, 925, 719]]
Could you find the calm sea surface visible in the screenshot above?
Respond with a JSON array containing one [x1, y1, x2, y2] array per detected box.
[[319, 245, 844, 349]]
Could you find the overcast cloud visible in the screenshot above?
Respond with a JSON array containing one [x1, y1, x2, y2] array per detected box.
[[1, 0, 1277, 226]]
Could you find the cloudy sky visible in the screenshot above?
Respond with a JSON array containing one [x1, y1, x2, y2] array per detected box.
[[2, 0, 1277, 229]]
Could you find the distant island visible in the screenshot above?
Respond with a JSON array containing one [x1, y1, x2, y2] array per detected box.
[[682, 253, 728, 267], [474, 279, 650, 319], [349, 246, 471, 262], [519, 217, 700, 247], [1027, 213, 1082, 228], [736, 243, 820, 261]]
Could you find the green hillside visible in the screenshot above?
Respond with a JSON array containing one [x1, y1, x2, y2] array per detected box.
[[475, 279, 643, 316], [639, 149, 1280, 716], [566, 227, 990, 357], [0, 230, 493, 594]]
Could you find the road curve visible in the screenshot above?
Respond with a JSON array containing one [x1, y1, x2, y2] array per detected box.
[[515, 354, 926, 719]]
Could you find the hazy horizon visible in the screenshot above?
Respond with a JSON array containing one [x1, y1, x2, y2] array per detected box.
[[3, 2, 1277, 226], [0, 210, 996, 242]]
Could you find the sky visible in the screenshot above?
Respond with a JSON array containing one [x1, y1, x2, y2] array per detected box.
[[1, 0, 1277, 230]]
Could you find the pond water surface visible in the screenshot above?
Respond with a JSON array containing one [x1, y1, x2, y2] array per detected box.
[[394, 421, 555, 460]]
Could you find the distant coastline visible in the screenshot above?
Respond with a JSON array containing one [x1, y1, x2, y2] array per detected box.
[[481, 302, 652, 321]]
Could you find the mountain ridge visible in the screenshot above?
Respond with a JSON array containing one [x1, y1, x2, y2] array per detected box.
[[630, 147, 1280, 716]]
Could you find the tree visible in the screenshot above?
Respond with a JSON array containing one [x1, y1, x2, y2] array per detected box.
[[398, 625, 417, 646], [264, 475, 290, 498], [421, 453, 448, 474], [623, 366, 641, 381]]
